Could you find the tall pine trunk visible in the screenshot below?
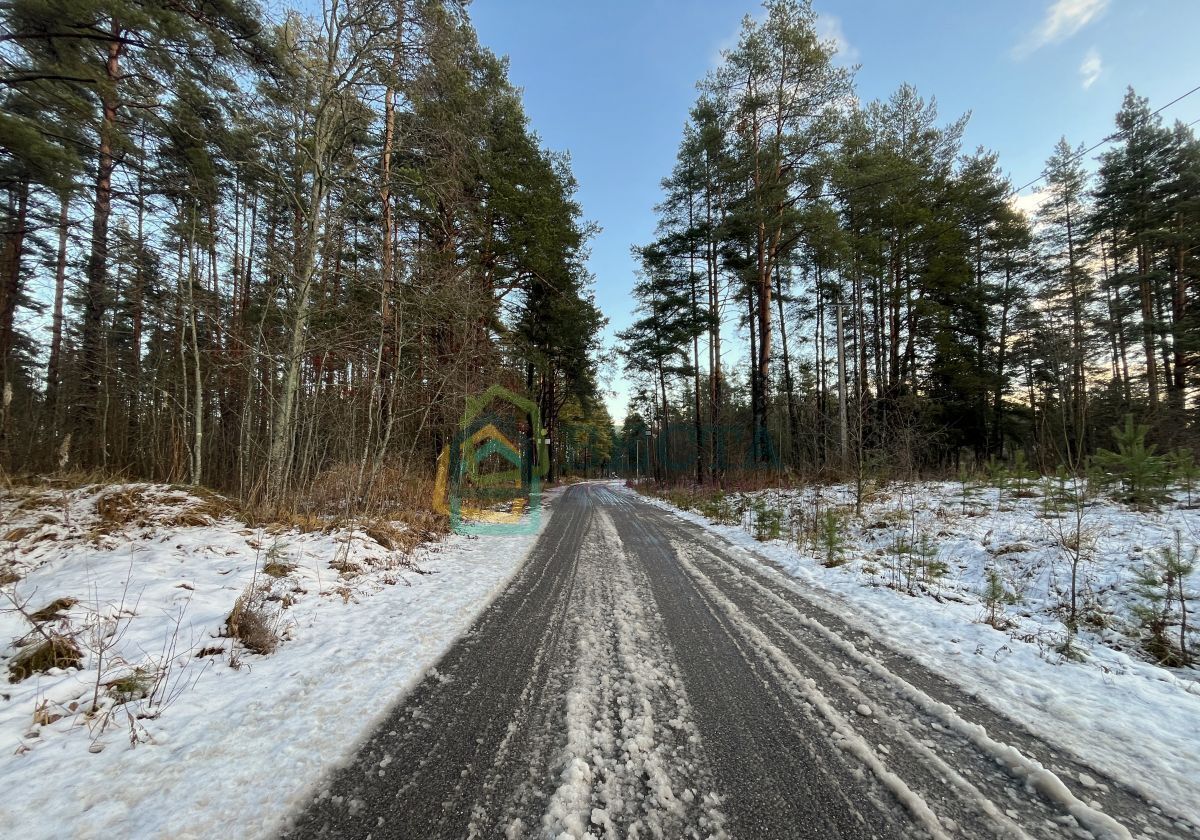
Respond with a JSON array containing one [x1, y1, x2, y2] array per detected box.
[[77, 22, 123, 468], [45, 192, 70, 428]]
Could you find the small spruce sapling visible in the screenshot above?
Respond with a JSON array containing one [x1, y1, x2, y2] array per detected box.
[[914, 533, 946, 586], [752, 498, 784, 542], [1092, 415, 1170, 509], [987, 457, 1011, 511], [1171, 449, 1198, 508], [1041, 467, 1073, 519], [818, 509, 847, 567], [982, 568, 1015, 629], [1132, 531, 1196, 667], [1010, 451, 1038, 498]]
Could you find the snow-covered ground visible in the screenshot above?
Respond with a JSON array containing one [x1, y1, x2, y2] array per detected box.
[[638, 480, 1200, 824], [0, 482, 545, 838]]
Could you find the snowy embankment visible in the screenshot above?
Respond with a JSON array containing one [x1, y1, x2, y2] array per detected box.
[[639, 481, 1200, 823], [0, 482, 544, 838]]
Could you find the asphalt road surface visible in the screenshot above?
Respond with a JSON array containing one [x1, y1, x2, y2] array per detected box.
[[283, 483, 1190, 840]]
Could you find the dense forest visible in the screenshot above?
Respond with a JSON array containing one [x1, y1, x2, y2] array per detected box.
[[0, 0, 610, 509], [2, 0, 1197, 507], [617, 0, 1200, 484]]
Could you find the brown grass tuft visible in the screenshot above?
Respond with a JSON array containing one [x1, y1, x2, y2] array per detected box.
[[29, 596, 78, 623], [8, 635, 82, 682], [4, 526, 38, 542], [225, 590, 279, 655], [262, 561, 294, 578], [362, 522, 405, 551], [96, 487, 149, 526], [14, 494, 53, 512]]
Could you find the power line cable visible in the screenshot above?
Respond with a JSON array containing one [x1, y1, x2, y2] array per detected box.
[[1009, 83, 1200, 197]]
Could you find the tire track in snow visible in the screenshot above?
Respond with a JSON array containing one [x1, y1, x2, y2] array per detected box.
[[284, 484, 725, 840], [538, 505, 725, 839], [671, 541, 1033, 840], [625, 485, 1180, 840], [609, 500, 914, 839], [284, 483, 1171, 840], [283, 495, 591, 839]]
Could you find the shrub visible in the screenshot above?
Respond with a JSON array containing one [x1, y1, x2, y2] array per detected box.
[[1009, 451, 1038, 498], [1171, 449, 1198, 508], [913, 534, 947, 584], [981, 568, 1016, 629], [1041, 467, 1074, 519], [957, 463, 982, 515], [751, 498, 784, 542], [986, 457, 1011, 510]]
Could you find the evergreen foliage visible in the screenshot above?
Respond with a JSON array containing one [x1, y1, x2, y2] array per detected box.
[[1132, 531, 1196, 667], [817, 508, 847, 567], [982, 568, 1016, 629], [1092, 416, 1172, 508], [617, 4, 1200, 481], [0, 0, 603, 502]]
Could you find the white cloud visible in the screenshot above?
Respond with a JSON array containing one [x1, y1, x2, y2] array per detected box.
[[1079, 47, 1102, 89], [709, 9, 764, 68], [816, 13, 859, 65], [1014, 0, 1108, 58], [1010, 189, 1049, 222], [710, 8, 858, 69]]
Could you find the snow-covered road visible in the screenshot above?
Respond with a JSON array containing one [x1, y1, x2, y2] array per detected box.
[[284, 483, 1187, 839]]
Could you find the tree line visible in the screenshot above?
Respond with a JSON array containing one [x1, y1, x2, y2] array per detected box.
[[0, 0, 606, 510], [618, 0, 1199, 483]]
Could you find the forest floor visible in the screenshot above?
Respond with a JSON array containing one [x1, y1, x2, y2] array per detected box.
[[640, 478, 1200, 823], [0, 480, 546, 838]]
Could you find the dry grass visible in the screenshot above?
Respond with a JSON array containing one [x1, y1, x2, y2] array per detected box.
[[167, 486, 238, 526], [361, 522, 406, 551], [240, 464, 449, 559], [95, 486, 150, 527], [89, 485, 240, 538], [243, 509, 330, 535], [13, 494, 54, 512], [262, 561, 295, 578], [225, 587, 279, 655], [29, 596, 78, 624], [329, 555, 362, 578], [4, 526, 38, 542], [8, 635, 82, 682]]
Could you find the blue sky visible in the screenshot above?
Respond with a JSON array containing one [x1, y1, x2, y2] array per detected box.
[[469, 0, 1200, 421]]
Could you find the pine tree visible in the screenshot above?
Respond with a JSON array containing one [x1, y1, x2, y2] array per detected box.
[[1035, 138, 1096, 465], [704, 0, 852, 463]]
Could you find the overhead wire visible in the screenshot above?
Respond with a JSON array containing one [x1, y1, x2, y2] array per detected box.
[[1009, 83, 1200, 197]]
